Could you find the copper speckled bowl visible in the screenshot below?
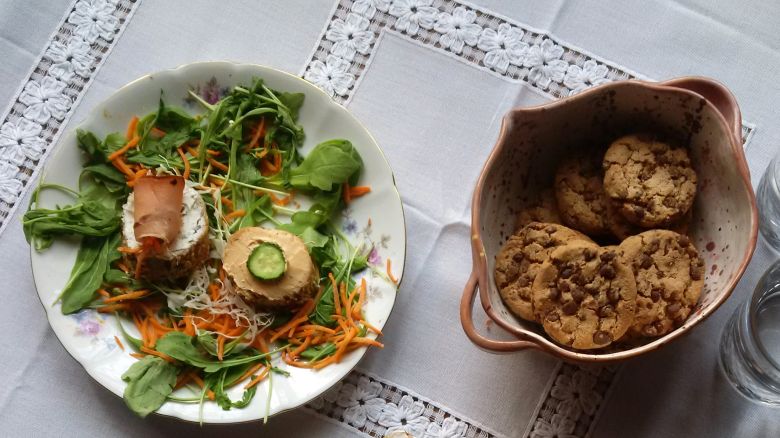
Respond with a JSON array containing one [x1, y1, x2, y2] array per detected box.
[[460, 77, 757, 362]]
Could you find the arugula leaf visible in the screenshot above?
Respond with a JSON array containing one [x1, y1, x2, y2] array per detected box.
[[300, 342, 337, 362], [278, 92, 305, 120], [80, 163, 126, 193], [121, 356, 177, 417], [289, 140, 362, 191], [59, 233, 120, 314]]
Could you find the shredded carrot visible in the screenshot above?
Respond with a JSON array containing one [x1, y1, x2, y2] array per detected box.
[[350, 337, 384, 348], [191, 374, 216, 400], [220, 196, 234, 210], [359, 319, 384, 336], [217, 334, 226, 361], [108, 136, 140, 161], [269, 300, 314, 342], [175, 369, 195, 389], [349, 186, 372, 199], [333, 327, 358, 363], [387, 259, 398, 284], [236, 362, 266, 386], [245, 366, 270, 389], [183, 311, 196, 337], [352, 278, 367, 320], [97, 303, 131, 313], [112, 157, 135, 178], [129, 352, 145, 359], [340, 282, 350, 322], [268, 192, 292, 206], [247, 118, 266, 151], [177, 147, 190, 179], [207, 157, 229, 172], [151, 127, 166, 137], [118, 246, 142, 254], [343, 183, 352, 204], [224, 209, 246, 222], [209, 283, 221, 301], [126, 116, 139, 140], [103, 289, 150, 303], [254, 333, 269, 353], [290, 336, 312, 357], [117, 262, 130, 273], [140, 346, 175, 363], [297, 325, 336, 335], [114, 335, 125, 351], [97, 288, 110, 298]]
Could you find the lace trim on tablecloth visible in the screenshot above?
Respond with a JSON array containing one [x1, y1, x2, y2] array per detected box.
[[0, 0, 140, 236], [299, 1, 756, 437], [306, 368, 503, 438]]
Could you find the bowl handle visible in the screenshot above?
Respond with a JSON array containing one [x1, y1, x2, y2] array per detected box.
[[660, 77, 742, 141], [460, 271, 539, 352]]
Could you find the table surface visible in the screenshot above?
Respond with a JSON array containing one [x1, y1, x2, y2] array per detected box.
[[1, 0, 780, 436]]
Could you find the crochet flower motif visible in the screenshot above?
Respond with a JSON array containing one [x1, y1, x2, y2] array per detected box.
[[389, 0, 438, 36], [550, 369, 602, 419], [424, 416, 467, 438], [337, 377, 386, 428], [563, 60, 610, 95], [378, 395, 431, 437], [67, 0, 119, 43], [0, 119, 45, 163], [44, 39, 94, 82], [19, 77, 71, 124], [351, 0, 391, 18], [0, 161, 23, 204], [524, 39, 568, 90], [530, 413, 577, 438], [326, 13, 375, 62], [434, 6, 481, 54], [477, 23, 528, 73], [304, 55, 355, 97]]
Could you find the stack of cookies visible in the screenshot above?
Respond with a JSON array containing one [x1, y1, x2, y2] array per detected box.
[[494, 134, 706, 350]]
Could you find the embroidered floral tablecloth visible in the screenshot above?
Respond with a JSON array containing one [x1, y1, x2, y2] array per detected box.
[[2, 0, 780, 437]]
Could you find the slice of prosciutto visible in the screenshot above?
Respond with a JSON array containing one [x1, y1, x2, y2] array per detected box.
[[132, 175, 185, 254]]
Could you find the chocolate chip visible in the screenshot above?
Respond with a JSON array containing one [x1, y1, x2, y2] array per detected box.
[[559, 266, 573, 278], [512, 253, 524, 263], [548, 287, 560, 300], [633, 205, 646, 218], [599, 264, 616, 279], [638, 254, 653, 270], [558, 281, 571, 293], [650, 288, 661, 302], [517, 276, 530, 287], [666, 302, 681, 315], [608, 288, 620, 303], [690, 263, 704, 280], [593, 331, 613, 345], [571, 288, 585, 303], [677, 235, 691, 247], [647, 238, 660, 253], [598, 305, 614, 317], [584, 248, 597, 261], [562, 301, 579, 315], [546, 312, 560, 322], [600, 251, 616, 262], [584, 284, 598, 295], [572, 272, 586, 285]]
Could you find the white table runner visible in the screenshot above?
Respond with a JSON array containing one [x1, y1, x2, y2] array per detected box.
[[1, 1, 779, 437]]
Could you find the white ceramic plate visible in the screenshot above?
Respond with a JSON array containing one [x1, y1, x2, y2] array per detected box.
[[29, 62, 405, 423]]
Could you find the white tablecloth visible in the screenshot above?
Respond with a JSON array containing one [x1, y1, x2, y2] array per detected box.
[[1, 0, 779, 436]]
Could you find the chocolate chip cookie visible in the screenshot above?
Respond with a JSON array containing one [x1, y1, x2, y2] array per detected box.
[[515, 189, 561, 231], [607, 201, 692, 241], [532, 241, 637, 349], [602, 134, 697, 228], [495, 222, 592, 322], [618, 229, 704, 338], [554, 156, 612, 236]]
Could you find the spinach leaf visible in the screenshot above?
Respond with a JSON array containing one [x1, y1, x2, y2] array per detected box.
[[59, 233, 120, 314], [289, 140, 362, 191], [277, 92, 305, 120], [300, 342, 337, 362], [80, 163, 126, 193], [155, 332, 273, 373], [121, 356, 177, 417]]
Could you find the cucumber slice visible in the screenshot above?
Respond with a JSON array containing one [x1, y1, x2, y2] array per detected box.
[[247, 242, 286, 280]]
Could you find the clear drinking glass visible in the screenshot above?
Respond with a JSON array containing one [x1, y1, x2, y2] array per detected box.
[[758, 156, 780, 250], [720, 259, 780, 405]]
